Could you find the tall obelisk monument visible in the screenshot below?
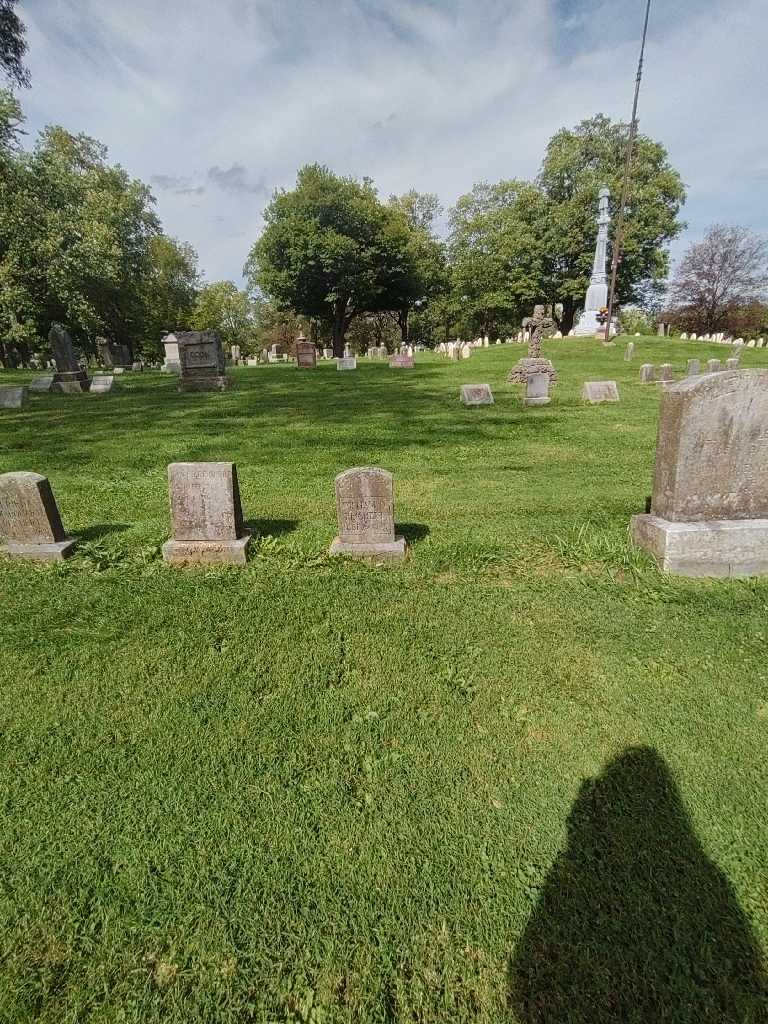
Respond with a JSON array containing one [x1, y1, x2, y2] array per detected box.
[[574, 186, 612, 336]]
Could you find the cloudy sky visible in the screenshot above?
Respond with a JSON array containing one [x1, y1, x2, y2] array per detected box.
[[18, 0, 768, 284]]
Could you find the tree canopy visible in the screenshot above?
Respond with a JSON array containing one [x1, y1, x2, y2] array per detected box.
[[0, 0, 29, 89]]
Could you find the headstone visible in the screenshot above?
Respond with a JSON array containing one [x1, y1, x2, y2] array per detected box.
[[690, 333, 697, 340], [161, 334, 181, 373], [323, 348, 334, 360], [337, 357, 356, 371], [582, 381, 620, 403], [706, 359, 722, 373], [97, 337, 114, 368], [162, 462, 250, 566], [389, 354, 414, 369], [0, 387, 28, 409], [28, 375, 54, 393], [508, 305, 558, 385], [246, 358, 258, 367], [680, 333, 688, 340], [460, 384, 494, 406], [624, 342, 635, 361], [686, 359, 701, 376], [0, 472, 77, 561], [639, 364, 655, 384], [131, 361, 143, 372], [113, 367, 125, 375], [631, 370, 768, 576], [748, 339, 756, 348], [329, 467, 406, 562], [231, 344, 241, 362], [524, 373, 550, 407], [49, 324, 90, 393], [460, 344, 472, 359], [725, 357, 740, 370], [657, 364, 674, 383], [176, 331, 229, 391], [295, 335, 317, 369], [90, 375, 114, 394]]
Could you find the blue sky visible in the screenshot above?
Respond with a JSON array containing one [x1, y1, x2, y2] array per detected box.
[[18, 0, 768, 284]]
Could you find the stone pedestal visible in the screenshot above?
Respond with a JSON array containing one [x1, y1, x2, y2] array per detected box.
[[630, 515, 768, 577], [52, 371, 91, 394]]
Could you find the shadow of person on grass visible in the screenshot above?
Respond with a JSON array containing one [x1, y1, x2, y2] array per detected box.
[[509, 747, 768, 1024]]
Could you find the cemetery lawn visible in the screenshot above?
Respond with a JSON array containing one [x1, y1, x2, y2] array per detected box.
[[2, 337, 768, 1024]]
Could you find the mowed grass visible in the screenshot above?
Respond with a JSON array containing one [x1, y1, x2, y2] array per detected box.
[[1, 337, 767, 1023]]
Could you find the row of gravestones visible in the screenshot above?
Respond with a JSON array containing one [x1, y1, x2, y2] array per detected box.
[[460, 378, 620, 406], [5, 371, 764, 577], [680, 333, 765, 346], [638, 357, 739, 384]]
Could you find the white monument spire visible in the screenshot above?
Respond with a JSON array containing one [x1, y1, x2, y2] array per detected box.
[[574, 186, 613, 336]]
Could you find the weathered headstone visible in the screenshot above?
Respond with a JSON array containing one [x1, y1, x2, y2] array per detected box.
[[176, 331, 229, 391], [162, 462, 250, 566], [686, 359, 701, 376], [524, 372, 550, 407], [322, 348, 333, 360], [29, 375, 54, 393], [231, 344, 241, 363], [131, 361, 143, 372], [624, 342, 635, 361], [631, 370, 768, 576], [389, 354, 414, 369], [460, 384, 494, 406], [329, 467, 406, 562], [725, 357, 740, 370], [0, 387, 28, 409], [295, 335, 317, 368], [337, 357, 356, 371], [582, 381, 619, 403], [707, 358, 722, 373], [90, 375, 114, 394], [657, 364, 674, 383], [639, 364, 655, 384], [0, 472, 77, 561], [49, 324, 90, 393]]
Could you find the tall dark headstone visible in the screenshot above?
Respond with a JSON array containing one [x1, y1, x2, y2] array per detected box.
[[176, 331, 229, 392], [49, 324, 90, 393]]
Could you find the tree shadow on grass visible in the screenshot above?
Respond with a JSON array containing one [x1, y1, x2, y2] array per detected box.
[[509, 747, 768, 1023], [75, 523, 130, 542], [396, 522, 430, 545], [245, 518, 299, 538]]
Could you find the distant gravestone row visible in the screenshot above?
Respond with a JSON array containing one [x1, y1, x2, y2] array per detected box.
[[638, 355, 740, 384], [1, 464, 409, 566]]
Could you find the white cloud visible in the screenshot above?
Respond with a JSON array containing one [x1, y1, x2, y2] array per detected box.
[[19, 0, 768, 282]]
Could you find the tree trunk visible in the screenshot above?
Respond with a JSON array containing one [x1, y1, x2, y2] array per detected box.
[[399, 308, 409, 347], [559, 297, 576, 335], [331, 298, 348, 358]]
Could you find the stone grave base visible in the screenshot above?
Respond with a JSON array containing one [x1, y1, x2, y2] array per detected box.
[[329, 536, 407, 563], [52, 371, 90, 394], [507, 358, 557, 385], [162, 534, 251, 566], [523, 395, 550, 407], [2, 538, 77, 562], [631, 514, 768, 577], [177, 376, 230, 392]]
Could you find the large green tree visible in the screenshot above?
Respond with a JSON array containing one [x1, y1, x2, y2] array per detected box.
[[191, 280, 255, 353], [0, 0, 29, 89], [245, 164, 419, 356], [141, 234, 200, 350], [538, 114, 686, 333], [387, 190, 448, 345]]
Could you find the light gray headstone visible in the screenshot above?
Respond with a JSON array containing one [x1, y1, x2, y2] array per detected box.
[[686, 359, 701, 376], [90, 375, 114, 394], [725, 357, 740, 370], [29, 375, 54, 393], [0, 387, 28, 409], [460, 384, 494, 406], [639, 364, 654, 384], [389, 355, 414, 369], [582, 381, 619, 403], [0, 471, 76, 560], [162, 462, 250, 565], [707, 359, 722, 373], [337, 357, 356, 371], [524, 373, 550, 406], [657, 364, 674, 382], [329, 467, 405, 562], [624, 342, 635, 361]]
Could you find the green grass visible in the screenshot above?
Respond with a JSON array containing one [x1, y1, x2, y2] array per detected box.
[[1, 337, 767, 1023]]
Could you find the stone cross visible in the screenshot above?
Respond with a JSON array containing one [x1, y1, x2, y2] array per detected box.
[[329, 467, 406, 562], [162, 462, 250, 565], [0, 471, 77, 560], [523, 305, 555, 360]]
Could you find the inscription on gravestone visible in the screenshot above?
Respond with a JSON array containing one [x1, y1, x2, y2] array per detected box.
[[0, 387, 28, 409], [329, 467, 406, 562], [176, 331, 229, 392], [389, 355, 415, 369], [582, 381, 620, 403], [0, 471, 77, 560], [296, 336, 317, 368], [460, 384, 494, 406], [162, 462, 250, 565]]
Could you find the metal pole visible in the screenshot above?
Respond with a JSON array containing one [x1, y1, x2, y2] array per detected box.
[[604, 0, 652, 344]]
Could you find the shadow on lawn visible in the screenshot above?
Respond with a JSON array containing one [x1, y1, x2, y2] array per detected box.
[[76, 523, 130, 541], [396, 522, 430, 545], [245, 518, 299, 538], [509, 747, 768, 1023]]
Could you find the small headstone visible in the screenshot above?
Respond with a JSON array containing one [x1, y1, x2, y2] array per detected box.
[[323, 348, 333, 360], [582, 381, 620, 403], [725, 357, 740, 370], [176, 331, 229, 391], [707, 359, 722, 373], [329, 467, 406, 562], [747, 339, 756, 348], [0, 472, 77, 561], [690, 334, 697, 340], [162, 462, 250, 566], [524, 372, 550, 406], [0, 387, 29, 409], [639, 364, 655, 384], [631, 370, 768, 576], [389, 354, 414, 369], [90, 375, 114, 394], [113, 367, 125, 375], [657, 364, 674, 383], [29, 375, 54, 393], [246, 358, 258, 367], [624, 342, 635, 361], [686, 359, 701, 376], [337, 356, 357, 371], [295, 335, 317, 369], [680, 333, 688, 340], [460, 384, 494, 406], [231, 344, 241, 362], [131, 361, 143, 372]]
